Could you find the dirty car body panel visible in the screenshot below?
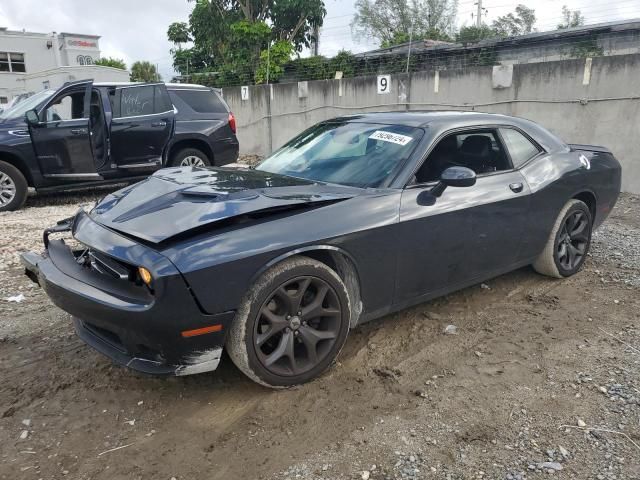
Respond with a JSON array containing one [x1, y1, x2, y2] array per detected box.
[[22, 112, 621, 377]]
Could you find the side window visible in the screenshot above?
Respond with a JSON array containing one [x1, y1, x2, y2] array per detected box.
[[108, 88, 121, 117], [154, 85, 173, 113], [415, 129, 511, 183], [41, 91, 85, 122], [112, 85, 172, 118], [500, 128, 541, 168], [119, 86, 154, 117], [171, 89, 228, 114]]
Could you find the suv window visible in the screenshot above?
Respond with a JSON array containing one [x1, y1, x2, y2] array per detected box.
[[110, 85, 172, 118], [41, 90, 85, 122], [170, 89, 227, 114], [415, 129, 511, 183], [154, 85, 173, 113], [500, 128, 540, 168]]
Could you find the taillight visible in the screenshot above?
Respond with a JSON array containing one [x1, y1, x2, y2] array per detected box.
[[228, 112, 236, 134]]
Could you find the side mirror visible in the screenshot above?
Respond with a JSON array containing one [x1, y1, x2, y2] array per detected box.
[[24, 109, 39, 126], [431, 166, 477, 197]]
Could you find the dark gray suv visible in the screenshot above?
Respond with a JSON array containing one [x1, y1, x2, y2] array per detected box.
[[0, 80, 239, 211]]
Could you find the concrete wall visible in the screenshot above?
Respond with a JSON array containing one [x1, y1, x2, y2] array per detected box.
[[222, 54, 640, 193]]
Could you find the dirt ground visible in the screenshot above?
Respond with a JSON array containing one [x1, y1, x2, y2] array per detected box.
[[0, 188, 638, 480]]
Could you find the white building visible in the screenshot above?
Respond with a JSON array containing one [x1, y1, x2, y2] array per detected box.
[[0, 28, 130, 105]]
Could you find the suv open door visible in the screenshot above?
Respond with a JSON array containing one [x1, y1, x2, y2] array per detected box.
[[27, 80, 101, 180], [108, 83, 175, 170]]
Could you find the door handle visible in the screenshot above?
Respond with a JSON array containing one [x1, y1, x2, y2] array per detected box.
[[70, 128, 88, 135], [151, 121, 167, 127], [509, 182, 524, 193]]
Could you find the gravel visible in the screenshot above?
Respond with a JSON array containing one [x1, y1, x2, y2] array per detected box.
[[0, 190, 638, 480]]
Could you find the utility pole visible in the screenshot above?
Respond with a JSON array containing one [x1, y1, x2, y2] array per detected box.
[[312, 24, 320, 56], [406, 17, 414, 74], [266, 42, 271, 84], [476, 0, 483, 27]]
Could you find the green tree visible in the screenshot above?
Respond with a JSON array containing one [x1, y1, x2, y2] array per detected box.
[[255, 40, 294, 83], [94, 57, 127, 69], [170, 0, 327, 84], [352, 0, 458, 48], [456, 24, 496, 44], [167, 21, 191, 45], [491, 4, 536, 37], [329, 50, 356, 77], [130, 61, 161, 82], [557, 5, 584, 30]]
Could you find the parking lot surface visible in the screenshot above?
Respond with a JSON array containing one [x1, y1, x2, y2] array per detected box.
[[1, 191, 638, 480]]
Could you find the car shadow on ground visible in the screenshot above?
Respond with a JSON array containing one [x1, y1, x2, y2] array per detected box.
[[37, 264, 542, 397]]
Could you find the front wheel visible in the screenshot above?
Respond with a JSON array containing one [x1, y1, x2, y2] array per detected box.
[[0, 161, 28, 212], [533, 199, 592, 278], [226, 257, 351, 388], [169, 147, 211, 168]]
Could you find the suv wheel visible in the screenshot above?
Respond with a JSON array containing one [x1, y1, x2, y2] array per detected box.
[[170, 148, 211, 168], [0, 161, 28, 212]]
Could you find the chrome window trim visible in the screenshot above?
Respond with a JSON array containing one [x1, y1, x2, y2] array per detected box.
[[111, 110, 174, 121]]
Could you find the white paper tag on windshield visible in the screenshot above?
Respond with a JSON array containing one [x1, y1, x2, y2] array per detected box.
[[369, 130, 413, 146]]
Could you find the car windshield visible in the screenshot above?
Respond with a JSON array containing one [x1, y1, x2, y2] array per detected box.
[[255, 121, 424, 188], [0, 90, 55, 120]]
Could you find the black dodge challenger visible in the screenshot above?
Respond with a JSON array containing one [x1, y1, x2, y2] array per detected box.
[[22, 112, 621, 387]]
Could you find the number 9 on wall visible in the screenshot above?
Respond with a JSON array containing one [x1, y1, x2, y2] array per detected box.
[[377, 75, 391, 94]]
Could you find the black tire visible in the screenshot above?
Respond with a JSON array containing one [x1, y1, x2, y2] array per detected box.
[[0, 160, 28, 212], [226, 257, 351, 388], [169, 147, 211, 168], [533, 199, 592, 278]]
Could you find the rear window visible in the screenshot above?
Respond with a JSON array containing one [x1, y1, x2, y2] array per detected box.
[[170, 89, 227, 114]]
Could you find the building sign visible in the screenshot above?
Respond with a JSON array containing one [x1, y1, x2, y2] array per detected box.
[[67, 39, 98, 48]]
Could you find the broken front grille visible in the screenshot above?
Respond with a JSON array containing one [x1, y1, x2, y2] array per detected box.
[[75, 247, 135, 282]]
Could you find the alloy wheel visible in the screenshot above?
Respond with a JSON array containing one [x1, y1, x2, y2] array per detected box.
[[253, 276, 342, 377], [0, 172, 16, 206], [557, 210, 589, 270], [180, 155, 206, 167]]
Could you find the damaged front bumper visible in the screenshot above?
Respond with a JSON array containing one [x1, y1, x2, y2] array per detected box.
[[73, 317, 222, 376], [21, 211, 234, 377]]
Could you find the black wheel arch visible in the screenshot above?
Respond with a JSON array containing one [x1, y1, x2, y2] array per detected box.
[[166, 137, 214, 166], [253, 246, 363, 327], [0, 150, 33, 187], [572, 190, 597, 220]]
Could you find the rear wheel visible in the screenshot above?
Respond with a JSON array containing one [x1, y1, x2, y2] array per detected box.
[[226, 257, 351, 388], [533, 199, 592, 278], [0, 161, 28, 212], [170, 147, 211, 167]]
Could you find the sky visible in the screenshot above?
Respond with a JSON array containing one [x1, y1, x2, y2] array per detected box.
[[1, 0, 639, 79]]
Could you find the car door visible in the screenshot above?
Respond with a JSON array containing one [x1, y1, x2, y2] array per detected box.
[[108, 83, 175, 170], [28, 80, 98, 179], [395, 127, 530, 305]]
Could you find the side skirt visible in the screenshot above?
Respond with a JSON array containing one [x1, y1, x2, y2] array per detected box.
[[357, 258, 537, 325]]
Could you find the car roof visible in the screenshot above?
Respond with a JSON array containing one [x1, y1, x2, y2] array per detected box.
[[330, 111, 525, 128], [331, 111, 567, 153], [93, 81, 211, 90]]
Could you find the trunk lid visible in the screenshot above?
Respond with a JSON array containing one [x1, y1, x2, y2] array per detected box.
[[89, 166, 361, 244]]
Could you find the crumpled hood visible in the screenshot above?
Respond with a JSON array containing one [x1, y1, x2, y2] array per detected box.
[[89, 166, 362, 244]]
